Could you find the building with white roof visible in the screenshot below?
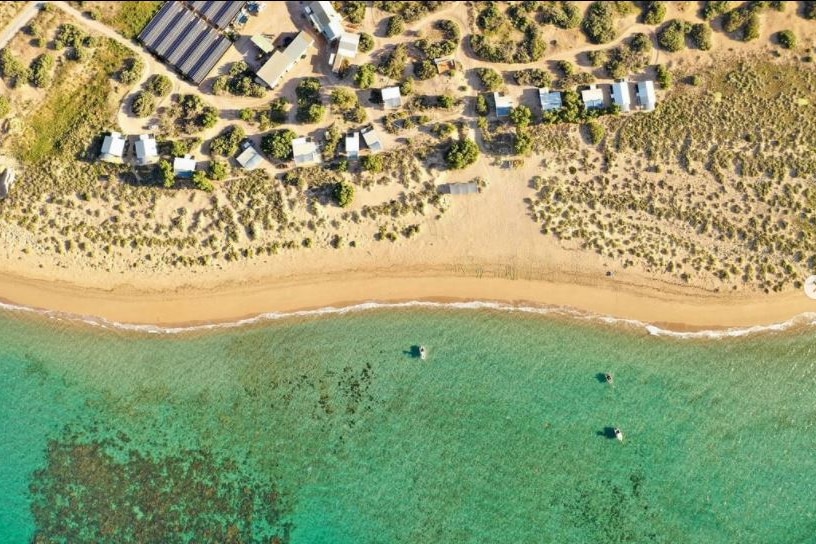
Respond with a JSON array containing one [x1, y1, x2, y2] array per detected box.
[[100, 131, 126, 162], [135, 134, 158, 165], [637, 80, 657, 111], [345, 132, 360, 158], [331, 32, 360, 72], [581, 85, 604, 110], [256, 31, 314, 89], [361, 126, 383, 152], [494, 92, 513, 117], [292, 137, 321, 166], [381, 86, 402, 109], [611, 80, 631, 112], [538, 88, 562, 111], [236, 141, 263, 170], [250, 34, 275, 54], [0, 166, 15, 199], [173, 155, 196, 178], [305, 1, 343, 42]]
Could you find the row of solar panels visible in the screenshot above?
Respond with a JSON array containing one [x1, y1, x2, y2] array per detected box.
[[138, 1, 244, 85], [187, 0, 245, 30]]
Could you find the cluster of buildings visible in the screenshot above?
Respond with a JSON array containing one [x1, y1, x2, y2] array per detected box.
[[495, 78, 658, 118], [254, 1, 362, 89], [100, 132, 159, 165], [292, 125, 384, 167]]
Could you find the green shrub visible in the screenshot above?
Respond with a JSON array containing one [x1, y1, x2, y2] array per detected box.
[[742, 13, 760, 42], [689, 23, 712, 50], [261, 129, 296, 160], [399, 77, 414, 95], [657, 19, 689, 52], [131, 90, 155, 116], [158, 159, 175, 188], [118, 57, 143, 85], [413, 59, 436, 80], [642, 1, 667, 24], [337, 1, 366, 23], [509, 105, 532, 128], [582, 2, 617, 44], [54, 24, 86, 49], [334, 181, 355, 207], [145, 73, 171, 97], [584, 120, 605, 144], [354, 63, 376, 88], [209, 160, 229, 181], [331, 87, 358, 110], [378, 43, 407, 80], [539, 1, 582, 29], [192, 170, 214, 191], [438, 93, 455, 109], [359, 32, 374, 53], [477, 3, 504, 31], [629, 32, 652, 53], [587, 50, 608, 67], [29, 53, 54, 88], [476, 67, 503, 91], [0, 95, 8, 117], [777, 29, 796, 49], [804, 1, 816, 19], [385, 15, 405, 37], [700, 1, 730, 20], [513, 68, 551, 87], [209, 125, 245, 157], [656, 64, 672, 88], [361, 153, 384, 172], [475, 94, 488, 116], [445, 139, 479, 169]]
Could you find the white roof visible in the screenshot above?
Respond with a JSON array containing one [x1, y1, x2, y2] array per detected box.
[[308, 1, 343, 41], [101, 131, 125, 158], [135, 134, 158, 163], [382, 86, 402, 108], [494, 92, 513, 109], [611, 80, 631, 112], [256, 31, 313, 88], [236, 143, 263, 169], [637, 80, 657, 111], [538, 88, 562, 111], [173, 155, 196, 173], [345, 132, 360, 154], [581, 85, 604, 109], [361, 127, 382, 152], [292, 137, 320, 165], [337, 32, 359, 57], [251, 34, 275, 54]]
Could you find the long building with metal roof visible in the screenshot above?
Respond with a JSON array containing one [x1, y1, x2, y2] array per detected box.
[[138, 1, 242, 85]]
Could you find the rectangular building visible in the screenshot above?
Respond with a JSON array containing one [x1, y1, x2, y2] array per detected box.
[[345, 132, 360, 158], [538, 88, 562, 111], [637, 80, 657, 111], [581, 85, 604, 110], [256, 31, 314, 89], [494, 92, 512, 117], [305, 1, 343, 42], [361, 127, 383, 152], [236, 141, 263, 170], [100, 131, 126, 162], [382, 86, 402, 109], [611, 80, 631, 112], [292, 137, 321, 166]]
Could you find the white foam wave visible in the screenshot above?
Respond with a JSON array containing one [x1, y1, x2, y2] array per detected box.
[[0, 299, 814, 339]]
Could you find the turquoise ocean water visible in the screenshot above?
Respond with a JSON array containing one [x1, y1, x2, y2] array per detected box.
[[1, 303, 815, 543]]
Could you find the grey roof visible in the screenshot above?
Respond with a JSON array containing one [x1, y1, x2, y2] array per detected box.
[[611, 80, 631, 112], [361, 127, 382, 152], [188, 1, 246, 30], [440, 182, 479, 195], [538, 88, 562, 111], [236, 143, 263, 169], [139, 1, 233, 85], [637, 80, 657, 111], [256, 31, 313, 88], [307, 1, 343, 41]]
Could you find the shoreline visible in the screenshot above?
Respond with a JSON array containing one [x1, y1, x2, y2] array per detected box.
[[1, 266, 814, 334]]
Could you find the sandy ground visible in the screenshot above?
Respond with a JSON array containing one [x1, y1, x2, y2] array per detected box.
[[1, 2, 816, 329]]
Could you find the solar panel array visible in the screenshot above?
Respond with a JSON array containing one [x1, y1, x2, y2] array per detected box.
[[188, 1, 245, 30], [138, 1, 244, 85]]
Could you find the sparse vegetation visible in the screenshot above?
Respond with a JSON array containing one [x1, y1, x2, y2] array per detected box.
[[513, 68, 551, 87]]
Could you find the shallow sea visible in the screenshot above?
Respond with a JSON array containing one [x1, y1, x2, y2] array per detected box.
[[1, 304, 815, 543]]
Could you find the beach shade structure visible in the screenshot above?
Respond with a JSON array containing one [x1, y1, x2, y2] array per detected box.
[[100, 131, 126, 162], [173, 155, 197, 178], [581, 85, 604, 110], [637, 80, 657, 112], [538, 88, 562, 112], [236, 141, 264, 170], [611, 79, 631, 112], [381, 86, 402, 109]]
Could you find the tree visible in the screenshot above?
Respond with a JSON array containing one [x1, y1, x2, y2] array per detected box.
[[261, 129, 296, 160], [0, 95, 9, 118], [299, 103, 325, 123], [158, 159, 175, 188], [361, 153, 384, 172], [338, 0, 366, 22], [657, 19, 689, 52], [777, 29, 796, 49], [399, 77, 414, 96], [118, 57, 143, 85], [334, 181, 355, 207], [641, 1, 667, 24], [585, 120, 605, 144], [170, 139, 189, 157], [413, 60, 436, 80], [378, 43, 407, 80], [476, 67, 503, 91], [582, 2, 617, 44], [438, 94, 455, 109], [209, 125, 245, 157], [212, 75, 230, 95], [656, 64, 672, 89], [131, 90, 155, 117], [445, 139, 479, 169], [192, 170, 214, 192], [742, 13, 760, 42], [475, 94, 488, 116], [354, 63, 377, 88], [28, 53, 53, 87], [198, 106, 219, 128], [514, 130, 532, 155], [209, 160, 229, 180], [510, 105, 532, 129], [331, 87, 358, 110], [239, 108, 255, 122], [385, 15, 405, 37], [689, 23, 713, 50], [145, 74, 172, 97], [629, 32, 652, 53], [359, 32, 374, 53]]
